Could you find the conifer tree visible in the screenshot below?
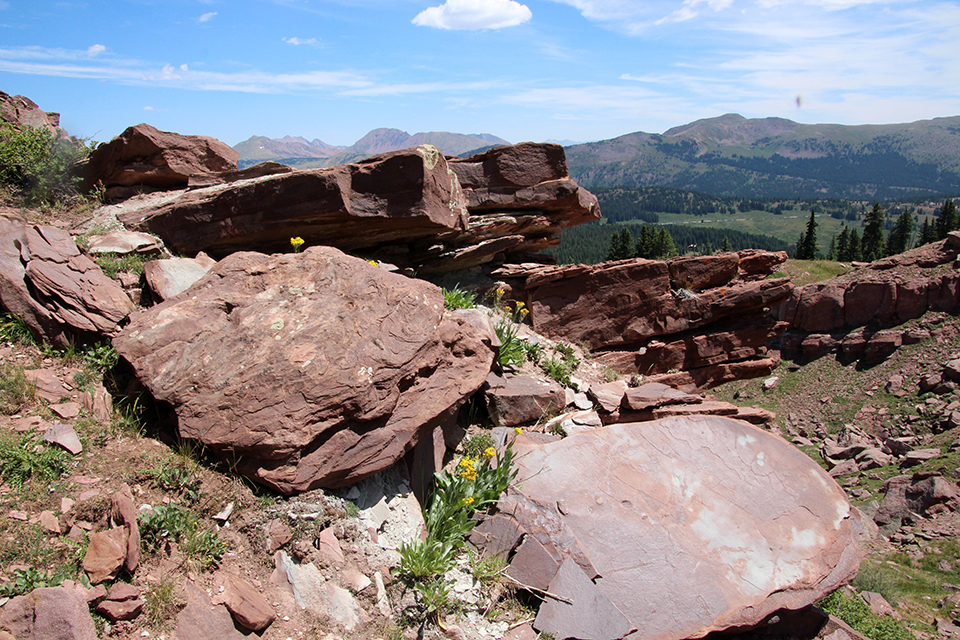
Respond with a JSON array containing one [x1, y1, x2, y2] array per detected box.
[[656, 227, 678, 258], [847, 228, 863, 262], [795, 209, 818, 259], [836, 227, 850, 261], [861, 203, 885, 262], [937, 199, 958, 240], [884, 210, 914, 256], [606, 228, 636, 261], [919, 217, 937, 245], [827, 235, 837, 261]]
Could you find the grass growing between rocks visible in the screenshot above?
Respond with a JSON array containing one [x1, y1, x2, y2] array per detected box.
[[819, 589, 916, 640]]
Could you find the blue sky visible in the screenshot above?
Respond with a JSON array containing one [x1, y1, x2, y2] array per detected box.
[[1, 0, 958, 147]]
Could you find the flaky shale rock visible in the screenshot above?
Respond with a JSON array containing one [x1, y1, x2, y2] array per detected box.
[[500, 416, 864, 640], [113, 246, 495, 493], [0, 213, 135, 344]]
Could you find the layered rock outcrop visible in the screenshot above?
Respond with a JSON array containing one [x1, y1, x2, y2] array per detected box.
[[113, 246, 495, 493], [484, 417, 865, 640], [776, 233, 960, 365], [111, 142, 598, 274], [493, 250, 790, 389]]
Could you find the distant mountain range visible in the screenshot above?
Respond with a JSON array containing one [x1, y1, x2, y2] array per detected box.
[[234, 128, 509, 169], [564, 114, 960, 200]]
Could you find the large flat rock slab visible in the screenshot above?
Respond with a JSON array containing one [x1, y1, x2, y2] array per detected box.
[[113, 246, 494, 493], [501, 416, 864, 640]]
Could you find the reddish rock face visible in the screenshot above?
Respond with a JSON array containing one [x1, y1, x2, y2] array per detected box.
[[524, 258, 791, 351], [113, 247, 495, 493], [0, 213, 134, 345], [668, 252, 739, 290], [502, 416, 864, 640], [83, 123, 238, 190], [0, 90, 61, 132], [119, 145, 469, 258]]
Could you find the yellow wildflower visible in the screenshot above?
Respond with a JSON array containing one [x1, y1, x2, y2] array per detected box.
[[290, 236, 305, 252], [367, 259, 378, 266], [514, 427, 522, 435], [496, 287, 505, 298], [462, 496, 475, 506], [483, 447, 496, 458]]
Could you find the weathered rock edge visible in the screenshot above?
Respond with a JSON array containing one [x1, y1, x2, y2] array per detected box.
[[113, 246, 495, 493], [500, 416, 865, 640]]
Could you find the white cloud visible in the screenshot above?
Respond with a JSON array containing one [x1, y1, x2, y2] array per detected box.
[[0, 46, 373, 94], [413, 0, 532, 30], [283, 37, 318, 45], [198, 11, 218, 22], [86, 44, 106, 56]]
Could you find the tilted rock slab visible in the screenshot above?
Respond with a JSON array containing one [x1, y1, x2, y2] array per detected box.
[[0, 212, 134, 345], [113, 246, 495, 493], [118, 144, 469, 258], [500, 416, 864, 640], [82, 122, 238, 191]]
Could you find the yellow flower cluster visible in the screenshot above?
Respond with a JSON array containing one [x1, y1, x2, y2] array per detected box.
[[458, 457, 477, 481], [462, 496, 475, 506], [290, 237, 305, 252], [483, 447, 496, 459]]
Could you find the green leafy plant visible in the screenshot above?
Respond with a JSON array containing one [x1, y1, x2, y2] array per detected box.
[[138, 504, 225, 570], [0, 124, 90, 207], [495, 301, 529, 368], [442, 285, 478, 310], [540, 343, 580, 387], [0, 567, 63, 597], [0, 431, 69, 489], [149, 458, 201, 504], [398, 537, 457, 580], [467, 546, 507, 587], [423, 443, 516, 546], [819, 590, 915, 640], [413, 578, 455, 619]]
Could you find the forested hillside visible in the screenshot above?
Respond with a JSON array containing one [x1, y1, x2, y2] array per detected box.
[[566, 114, 960, 200]]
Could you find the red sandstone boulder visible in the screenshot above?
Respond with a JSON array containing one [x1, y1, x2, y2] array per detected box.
[[118, 144, 468, 258], [738, 249, 788, 279], [82, 123, 238, 191], [0, 213, 134, 344], [501, 416, 865, 640], [0, 586, 97, 640], [668, 252, 739, 290], [113, 246, 495, 493]]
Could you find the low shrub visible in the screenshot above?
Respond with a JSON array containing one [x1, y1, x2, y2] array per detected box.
[[0, 124, 90, 207]]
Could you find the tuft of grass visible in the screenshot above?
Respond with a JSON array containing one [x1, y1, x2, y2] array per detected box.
[[94, 252, 149, 279], [143, 575, 182, 630], [442, 285, 478, 310], [540, 343, 580, 388], [0, 361, 36, 415], [0, 313, 37, 346]]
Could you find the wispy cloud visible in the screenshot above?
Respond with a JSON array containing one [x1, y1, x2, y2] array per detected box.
[[198, 11, 218, 22], [86, 44, 106, 56], [283, 37, 318, 46], [0, 46, 371, 93], [413, 0, 532, 30]]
